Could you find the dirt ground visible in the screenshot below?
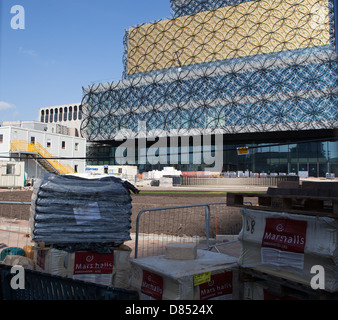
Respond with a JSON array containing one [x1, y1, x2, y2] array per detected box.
[[0, 188, 250, 258], [0, 189, 230, 236]]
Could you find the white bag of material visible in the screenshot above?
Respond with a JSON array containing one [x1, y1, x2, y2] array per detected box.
[[34, 245, 132, 288], [130, 250, 238, 300], [238, 208, 338, 292]]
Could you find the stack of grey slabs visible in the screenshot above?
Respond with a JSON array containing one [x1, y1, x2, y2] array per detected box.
[[30, 173, 139, 252]]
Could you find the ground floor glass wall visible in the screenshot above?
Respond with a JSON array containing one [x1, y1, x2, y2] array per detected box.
[[87, 138, 338, 178]]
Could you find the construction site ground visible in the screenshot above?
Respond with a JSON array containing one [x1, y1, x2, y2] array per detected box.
[[0, 185, 266, 258]]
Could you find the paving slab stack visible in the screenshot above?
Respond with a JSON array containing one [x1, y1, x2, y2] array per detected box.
[[29, 173, 139, 288], [234, 181, 338, 300]]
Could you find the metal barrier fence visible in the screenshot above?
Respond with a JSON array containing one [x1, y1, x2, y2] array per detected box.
[[208, 202, 243, 238], [0, 264, 139, 300], [0, 200, 247, 260], [179, 176, 299, 187], [134, 202, 248, 258], [134, 204, 211, 259]]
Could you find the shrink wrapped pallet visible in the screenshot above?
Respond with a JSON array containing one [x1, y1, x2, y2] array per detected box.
[[238, 208, 338, 292], [130, 250, 238, 300], [30, 173, 138, 252]]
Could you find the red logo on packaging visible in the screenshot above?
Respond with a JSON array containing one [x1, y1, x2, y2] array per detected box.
[[141, 270, 163, 300], [73, 252, 114, 275], [199, 272, 233, 300], [262, 218, 307, 253]]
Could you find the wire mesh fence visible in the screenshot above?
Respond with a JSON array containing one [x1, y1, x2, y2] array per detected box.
[[134, 204, 211, 258], [208, 202, 243, 238], [134, 202, 248, 258], [0, 200, 247, 260], [0, 201, 31, 251]]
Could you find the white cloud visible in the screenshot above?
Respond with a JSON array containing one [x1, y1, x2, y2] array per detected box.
[[18, 47, 56, 67], [18, 46, 38, 57], [0, 101, 16, 111]]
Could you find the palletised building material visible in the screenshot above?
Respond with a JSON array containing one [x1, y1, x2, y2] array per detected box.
[[238, 208, 338, 292], [30, 173, 139, 251], [130, 250, 238, 300]]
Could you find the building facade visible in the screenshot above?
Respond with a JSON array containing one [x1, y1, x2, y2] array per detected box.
[[82, 0, 338, 177], [39, 103, 83, 137], [0, 123, 86, 186]]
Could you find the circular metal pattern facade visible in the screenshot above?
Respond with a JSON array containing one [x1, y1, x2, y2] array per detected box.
[[81, 0, 338, 142], [170, 0, 254, 18]]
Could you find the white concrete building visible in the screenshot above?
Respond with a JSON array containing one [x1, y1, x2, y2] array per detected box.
[[0, 122, 86, 187], [2, 120, 69, 136], [39, 103, 84, 137]]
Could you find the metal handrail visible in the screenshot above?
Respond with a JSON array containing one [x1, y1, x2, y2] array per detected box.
[[10, 140, 75, 174]]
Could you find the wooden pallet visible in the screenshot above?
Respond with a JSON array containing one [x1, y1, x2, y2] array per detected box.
[[227, 192, 338, 218], [239, 267, 338, 300]]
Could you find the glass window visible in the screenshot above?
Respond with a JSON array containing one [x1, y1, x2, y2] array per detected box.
[[319, 163, 328, 177], [50, 109, 53, 123], [78, 105, 82, 120], [40, 110, 44, 123], [309, 164, 318, 177], [319, 142, 328, 162], [59, 108, 63, 122], [329, 163, 338, 176], [45, 110, 49, 123], [254, 145, 269, 173], [73, 106, 77, 121], [64, 107, 68, 121], [68, 107, 73, 121], [54, 109, 58, 122], [279, 144, 288, 169], [0, 134, 3, 144], [62, 141, 66, 149], [288, 144, 298, 174], [328, 141, 338, 161], [6, 164, 15, 175]]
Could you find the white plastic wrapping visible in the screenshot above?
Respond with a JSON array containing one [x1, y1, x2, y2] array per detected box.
[[130, 250, 238, 300], [238, 208, 338, 292], [34, 246, 132, 288]]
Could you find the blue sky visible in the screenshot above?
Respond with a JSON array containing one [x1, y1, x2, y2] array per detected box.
[[0, 0, 171, 122]]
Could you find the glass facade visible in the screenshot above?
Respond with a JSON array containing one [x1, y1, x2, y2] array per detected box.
[[236, 140, 338, 177], [87, 137, 338, 177]]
